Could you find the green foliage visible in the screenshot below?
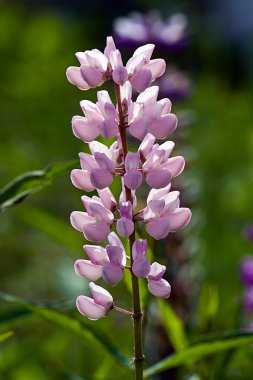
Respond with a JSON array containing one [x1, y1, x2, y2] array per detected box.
[[0, 160, 78, 211], [144, 331, 253, 377]]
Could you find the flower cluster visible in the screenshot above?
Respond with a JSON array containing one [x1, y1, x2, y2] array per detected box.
[[67, 37, 191, 320]]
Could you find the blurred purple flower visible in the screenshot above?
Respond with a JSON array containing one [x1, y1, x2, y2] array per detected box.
[[155, 68, 193, 101], [113, 11, 189, 52], [240, 256, 253, 286], [244, 286, 253, 313], [243, 224, 253, 242]]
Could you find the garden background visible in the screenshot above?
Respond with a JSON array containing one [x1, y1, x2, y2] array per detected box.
[[1, 0, 253, 379]]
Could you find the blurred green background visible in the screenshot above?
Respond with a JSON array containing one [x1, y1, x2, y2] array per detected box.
[[1, 0, 253, 379]]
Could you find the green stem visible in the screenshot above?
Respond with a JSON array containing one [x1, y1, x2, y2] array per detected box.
[[115, 83, 144, 380]]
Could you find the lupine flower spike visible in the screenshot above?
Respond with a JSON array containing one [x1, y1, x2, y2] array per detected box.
[[67, 36, 191, 379]]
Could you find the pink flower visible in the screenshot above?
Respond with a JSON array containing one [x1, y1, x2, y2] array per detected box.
[[143, 185, 192, 239], [72, 90, 119, 142], [147, 262, 171, 298], [128, 86, 177, 140], [70, 188, 116, 242], [123, 152, 142, 190], [126, 45, 166, 92], [140, 134, 185, 189], [71, 141, 120, 191], [132, 239, 151, 278], [74, 232, 126, 286], [116, 201, 135, 238], [76, 282, 113, 320]]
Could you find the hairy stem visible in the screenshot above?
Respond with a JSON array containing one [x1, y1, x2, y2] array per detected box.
[[115, 83, 144, 380]]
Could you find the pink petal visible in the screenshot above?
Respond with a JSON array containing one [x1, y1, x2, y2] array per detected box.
[[147, 262, 166, 281], [83, 245, 109, 265], [112, 65, 128, 85], [129, 116, 149, 140], [124, 171, 142, 190], [80, 65, 104, 88], [104, 36, 116, 58], [70, 211, 93, 232], [147, 184, 171, 203], [138, 133, 156, 160], [74, 259, 102, 281], [162, 191, 180, 215], [168, 208, 192, 231], [146, 217, 170, 240], [159, 98, 172, 115], [119, 201, 132, 219], [76, 296, 107, 320], [90, 169, 113, 189], [89, 282, 113, 310], [150, 114, 178, 139], [126, 54, 145, 74], [66, 66, 90, 90], [148, 279, 171, 298], [133, 257, 151, 278], [130, 69, 152, 92], [163, 156, 185, 178], [71, 169, 95, 192], [144, 59, 166, 80], [94, 152, 114, 172], [85, 49, 108, 71], [102, 263, 123, 286], [83, 222, 111, 242], [146, 169, 171, 189], [132, 239, 148, 260], [133, 44, 155, 61], [125, 152, 140, 171], [100, 120, 118, 139], [88, 202, 114, 223], [117, 217, 134, 238], [72, 116, 100, 142], [97, 188, 117, 211], [106, 245, 125, 266], [147, 199, 165, 216], [79, 152, 98, 171], [107, 231, 125, 251]]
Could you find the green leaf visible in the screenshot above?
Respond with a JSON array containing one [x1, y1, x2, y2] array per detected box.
[[0, 331, 13, 343], [0, 292, 131, 371], [144, 331, 253, 378], [158, 299, 188, 351], [0, 160, 78, 211]]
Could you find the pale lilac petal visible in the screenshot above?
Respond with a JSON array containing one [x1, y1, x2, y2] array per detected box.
[[163, 156, 185, 178], [112, 66, 128, 85], [125, 152, 140, 171], [124, 171, 142, 190], [148, 279, 171, 298], [138, 133, 156, 160], [74, 259, 102, 281], [162, 191, 180, 215], [168, 208, 192, 231], [146, 217, 170, 240], [94, 152, 115, 172], [97, 188, 117, 211], [146, 168, 171, 189], [104, 36, 116, 58], [126, 53, 145, 74], [79, 152, 98, 170], [102, 263, 123, 286], [85, 49, 108, 71], [71, 169, 95, 192], [80, 65, 104, 88], [136, 86, 159, 105], [150, 114, 178, 139], [66, 66, 90, 90], [144, 59, 166, 80], [90, 169, 113, 189], [117, 217, 134, 238], [159, 98, 172, 115], [119, 201, 132, 219], [83, 245, 108, 265], [89, 282, 113, 310], [100, 120, 118, 139], [88, 202, 114, 223], [133, 44, 155, 61], [130, 69, 152, 92], [72, 116, 100, 142], [133, 257, 151, 278], [76, 296, 107, 320], [70, 211, 93, 232], [147, 184, 171, 203], [107, 232, 125, 251], [104, 101, 117, 121], [129, 117, 149, 140], [106, 245, 124, 267], [132, 239, 148, 260], [147, 262, 166, 281], [147, 200, 165, 216], [83, 222, 111, 242]]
